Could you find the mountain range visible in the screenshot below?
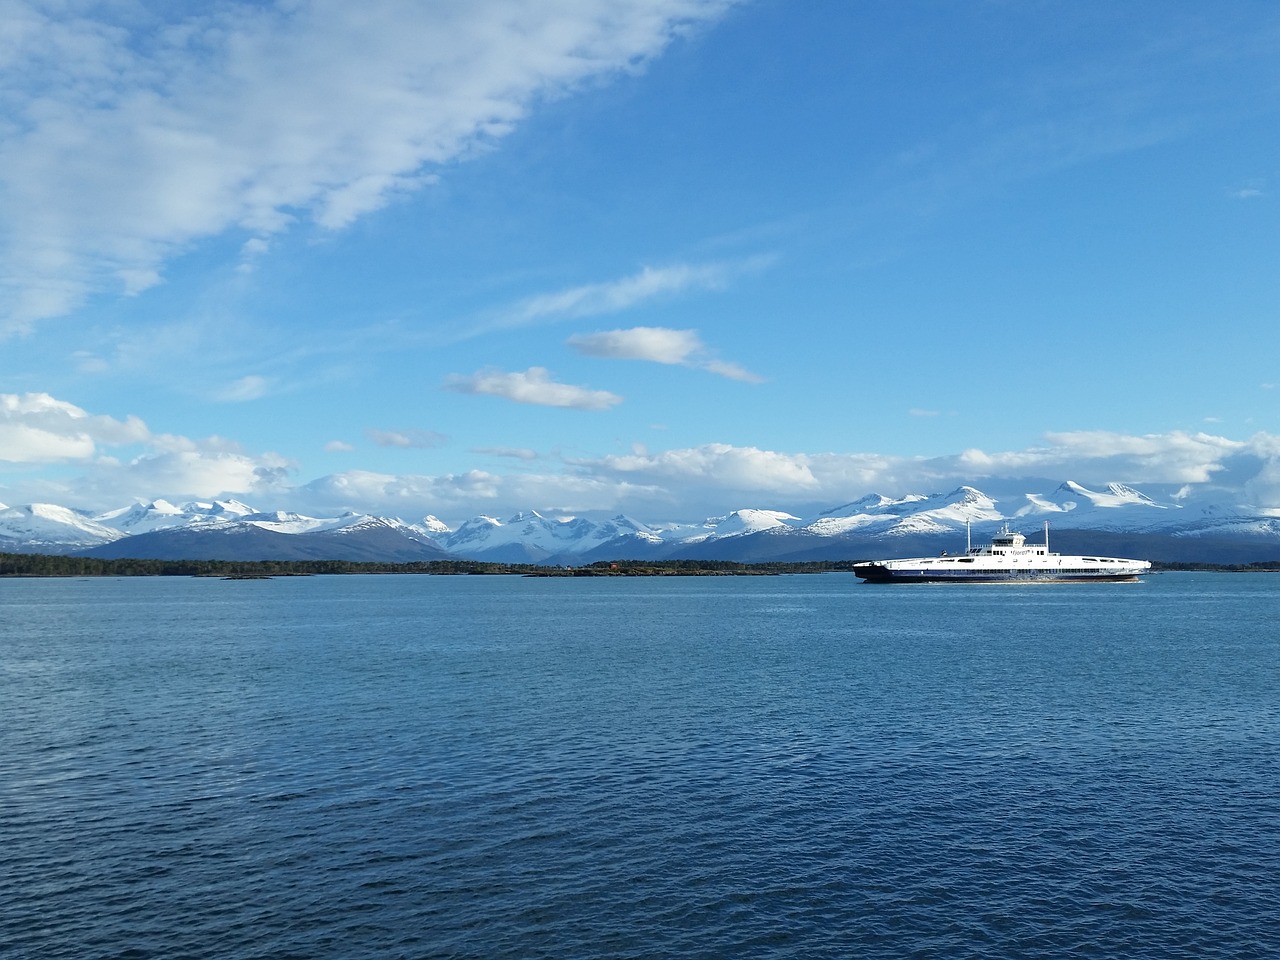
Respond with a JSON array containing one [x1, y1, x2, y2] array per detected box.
[[3, 480, 1280, 565]]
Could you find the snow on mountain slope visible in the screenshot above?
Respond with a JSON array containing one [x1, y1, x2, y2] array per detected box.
[[443, 510, 663, 559], [320, 513, 446, 545], [92, 500, 426, 539], [1011, 481, 1174, 530], [1173, 517, 1280, 538], [443, 512, 567, 562], [587, 514, 664, 545], [238, 510, 346, 534], [443, 515, 505, 550], [0, 503, 124, 552], [409, 515, 452, 539], [94, 499, 258, 533], [805, 486, 1002, 536], [442, 507, 794, 560], [240, 510, 407, 536], [662, 509, 803, 544]]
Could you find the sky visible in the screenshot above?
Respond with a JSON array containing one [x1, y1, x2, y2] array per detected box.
[[2, 0, 1279, 526]]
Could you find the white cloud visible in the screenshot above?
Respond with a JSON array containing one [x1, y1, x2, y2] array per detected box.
[[298, 468, 505, 515], [567, 324, 764, 382], [295, 466, 665, 520], [0, 0, 740, 335], [445, 367, 622, 410], [367, 428, 448, 449], [1032, 430, 1243, 484], [324, 439, 354, 453], [96, 445, 294, 502], [0, 392, 149, 463], [579, 443, 821, 493], [0, 392, 288, 507], [569, 326, 702, 364]]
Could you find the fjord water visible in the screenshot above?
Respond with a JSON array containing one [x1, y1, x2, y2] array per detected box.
[[3, 573, 1279, 959]]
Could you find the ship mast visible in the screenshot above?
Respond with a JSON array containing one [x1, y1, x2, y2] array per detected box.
[[1044, 520, 1050, 552]]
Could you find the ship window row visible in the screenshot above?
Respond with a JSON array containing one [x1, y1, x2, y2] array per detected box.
[[921, 558, 1127, 570]]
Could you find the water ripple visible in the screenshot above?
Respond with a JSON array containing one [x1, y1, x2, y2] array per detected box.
[[3, 573, 1280, 958]]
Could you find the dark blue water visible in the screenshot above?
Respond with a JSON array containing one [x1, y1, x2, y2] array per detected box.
[[3, 572, 1279, 959]]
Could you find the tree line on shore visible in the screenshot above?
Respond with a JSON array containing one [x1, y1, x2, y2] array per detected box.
[[0, 553, 867, 578]]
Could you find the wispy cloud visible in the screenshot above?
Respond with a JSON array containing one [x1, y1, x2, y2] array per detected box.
[[215, 375, 270, 403], [474, 447, 540, 462], [0, 1, 740, 336], [367, 428, 447, 449], [508, 263, 734, 326], [443, 256, 774, 345], [700, 359, 763, 383], [1230, 179, 1265, 199], [445, 367, 622, 411], [567, 325, 764, 382], [874, 13, 1273, 231]]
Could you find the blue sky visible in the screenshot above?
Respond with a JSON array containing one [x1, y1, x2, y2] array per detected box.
[[2, 0, 1278, 525]]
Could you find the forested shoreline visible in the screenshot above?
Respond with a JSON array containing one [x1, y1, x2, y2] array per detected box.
[[2, 552, 1278, 578], [0, 553, 864, 578]]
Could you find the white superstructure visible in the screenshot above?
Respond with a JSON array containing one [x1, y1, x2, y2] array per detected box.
[[853, 523, 1151, 583]]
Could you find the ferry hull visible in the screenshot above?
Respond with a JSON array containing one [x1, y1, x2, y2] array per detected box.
[[852, 563, 1145, 584]]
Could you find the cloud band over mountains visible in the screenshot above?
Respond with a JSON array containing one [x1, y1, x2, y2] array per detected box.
[[3, 391, 1277, 524]]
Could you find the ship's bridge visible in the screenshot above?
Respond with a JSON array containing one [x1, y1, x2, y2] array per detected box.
[[981, 525, 1049, 556]]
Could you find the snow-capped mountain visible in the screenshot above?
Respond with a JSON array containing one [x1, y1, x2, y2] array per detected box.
[[4, 479, 1280, 563], [1011, 481, 1172, 529], [52, 499, 450, 562], [410, 515, 452, 538], [805, 486, 1003, 537], [0, 503, 124, 553], [90, 498, 438, 541], [662, 509, 805, 543], [440, 510, 662, 563], [94, 498, 258, 534]]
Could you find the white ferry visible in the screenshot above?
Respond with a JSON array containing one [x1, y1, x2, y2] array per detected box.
[[852, 523, 1151, 583]]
